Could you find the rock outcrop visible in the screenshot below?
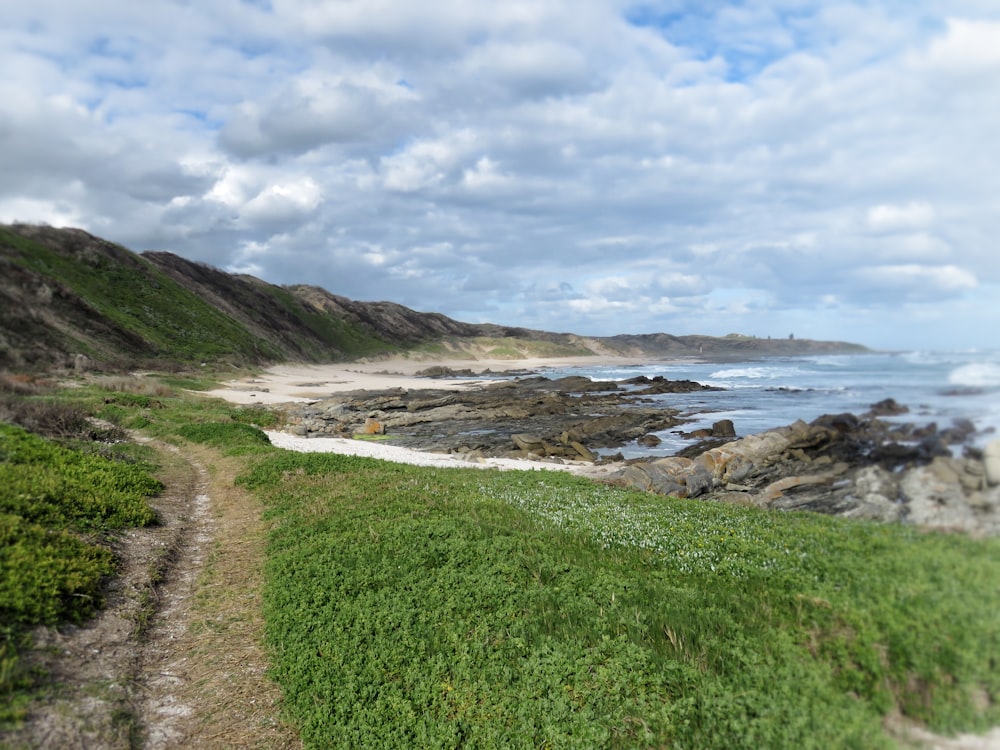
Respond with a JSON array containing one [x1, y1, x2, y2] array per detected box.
[[277, 374, 719, 463], [614, 410, 1000, 535]]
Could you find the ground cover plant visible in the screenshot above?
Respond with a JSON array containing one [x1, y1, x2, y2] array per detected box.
[[0, 422, 162, 724], [4, 377, 997, 746], [240, 450, 1000, 749], [0, 372, 274, 730]]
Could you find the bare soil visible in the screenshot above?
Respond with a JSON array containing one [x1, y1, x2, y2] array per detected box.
[[0, 441, 299, 749]]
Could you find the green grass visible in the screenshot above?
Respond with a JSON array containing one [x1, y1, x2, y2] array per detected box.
[[267, 285, 398, 360], [0, 423, 160, 530], [239, 451, 1000, 749], [410, 336, 596, 360], [3, 381, 998, 746], [0, 423, 162, 724]]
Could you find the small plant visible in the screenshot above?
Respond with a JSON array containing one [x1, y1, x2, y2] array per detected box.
[[93, 375, 174, 398], [176, 422, 273, 455]]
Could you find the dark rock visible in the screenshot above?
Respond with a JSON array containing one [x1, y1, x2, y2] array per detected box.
[[609, 410, 1000, 534], [415, 366, 479, 377], [624, 376, 722, 394], [866, 398, 909, 417], [810, 412, 861, 434], [712, 419, 736, 438], [683, 428, 714, 439], [941, 418, 977, 444]]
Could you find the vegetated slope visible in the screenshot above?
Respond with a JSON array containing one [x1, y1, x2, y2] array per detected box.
[[589, 331, 868, 359], [0, 224, 585, 370], [142, 252, 396, 362], [288, 284, 597, 356], [0, 223, 867, 372], [0, 225, 286, 369], [0, 225, 408, 371]]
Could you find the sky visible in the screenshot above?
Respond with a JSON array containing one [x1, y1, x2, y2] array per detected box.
[[2, 1, 999, 351]]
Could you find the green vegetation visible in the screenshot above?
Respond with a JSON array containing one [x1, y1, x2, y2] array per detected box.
[[265, 285, 397, 360], [0, 423, 161, 723], [240, 451, 1000, 749], [0, 423, 159, 530], [412, 336, 596, 360], [0, 373, 281, 726], [1, 227, 284, 364], [2, 378, 998, 746]]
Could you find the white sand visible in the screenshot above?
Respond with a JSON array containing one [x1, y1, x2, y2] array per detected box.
[[263, 430, 621, 478], [201, 356, 647, 405]]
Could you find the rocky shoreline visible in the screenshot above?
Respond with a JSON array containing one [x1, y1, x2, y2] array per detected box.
[[274, 368, 1000, 535]]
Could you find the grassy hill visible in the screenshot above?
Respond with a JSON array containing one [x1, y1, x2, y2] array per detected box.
[[0, 224, 868, 372]]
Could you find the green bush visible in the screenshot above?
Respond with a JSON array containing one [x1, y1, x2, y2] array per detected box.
[[0, 424, 159, 529], [0, 422, 162, 725], [0, 514, 116, 625], [176, 421, 274, 455]]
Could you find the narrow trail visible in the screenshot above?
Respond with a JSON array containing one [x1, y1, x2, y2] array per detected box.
[[0, 440, 298, 750], [133, 442, 299, 749], [136, 443, 215, 748]]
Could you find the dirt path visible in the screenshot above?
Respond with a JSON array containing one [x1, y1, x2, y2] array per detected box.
[[0, 441, 299, 749]]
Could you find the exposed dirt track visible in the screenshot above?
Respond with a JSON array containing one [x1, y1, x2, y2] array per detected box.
[[0, 441, 299, 750]]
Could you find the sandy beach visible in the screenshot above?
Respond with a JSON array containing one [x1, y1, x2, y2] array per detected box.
[[205, 356, 640, 476], [202, 356, 641, 405]]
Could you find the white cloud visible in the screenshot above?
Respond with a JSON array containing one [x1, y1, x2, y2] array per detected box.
[[924, 18, 1000, 71], [461, 157, 511, 191], [867, 202, 935, 230], [380, 132, 476, 192], [2, 0, 999, 348], [460, 39, 593, 98], [855, 264, 978, 294], [242, 178, 322, 224]]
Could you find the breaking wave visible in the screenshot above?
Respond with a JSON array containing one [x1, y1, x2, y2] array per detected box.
[[948, 363, 1000, 388]]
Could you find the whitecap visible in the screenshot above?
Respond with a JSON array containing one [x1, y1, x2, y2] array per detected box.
[[710, 367, 774, 379], [948, 363, 1000, 388]]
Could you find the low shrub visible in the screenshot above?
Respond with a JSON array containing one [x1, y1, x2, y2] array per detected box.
[[245, 453, 1000, 749], [0, 397, 92, 439], [93, 375, 174, 398], [0, 421, 162, 725], [0, 513, 117, 625], [177, 421, 273, 455], [0, 423, 159, 530]]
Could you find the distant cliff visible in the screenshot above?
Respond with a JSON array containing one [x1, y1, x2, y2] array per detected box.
[[0, 224, 867, 371]]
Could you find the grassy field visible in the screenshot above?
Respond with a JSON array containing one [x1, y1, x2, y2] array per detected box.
[[2, 375, 999, 747]]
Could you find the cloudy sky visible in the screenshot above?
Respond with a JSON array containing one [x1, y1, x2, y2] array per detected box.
[[3, 1, 999, 350]]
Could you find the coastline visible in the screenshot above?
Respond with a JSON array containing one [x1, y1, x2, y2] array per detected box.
[[204, 356, 1000, 749], [204, 355, 655, 476], [201, 355, 660, 405]]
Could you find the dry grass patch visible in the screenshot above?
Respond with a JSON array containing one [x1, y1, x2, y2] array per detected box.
[[141, 445, 300, 749]]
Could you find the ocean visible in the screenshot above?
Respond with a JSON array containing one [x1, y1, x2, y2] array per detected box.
[[536, 349, 1000, 459]]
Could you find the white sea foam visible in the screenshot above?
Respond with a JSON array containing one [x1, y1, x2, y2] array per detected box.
[[709, 366, 803, 380], [947, 363, 1000, 388]]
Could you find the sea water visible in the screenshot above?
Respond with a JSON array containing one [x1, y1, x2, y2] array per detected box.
[[537, 349, 1000, 458]]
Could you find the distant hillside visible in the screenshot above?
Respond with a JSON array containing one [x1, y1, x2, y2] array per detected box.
[[0, 224, 867, 371]]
